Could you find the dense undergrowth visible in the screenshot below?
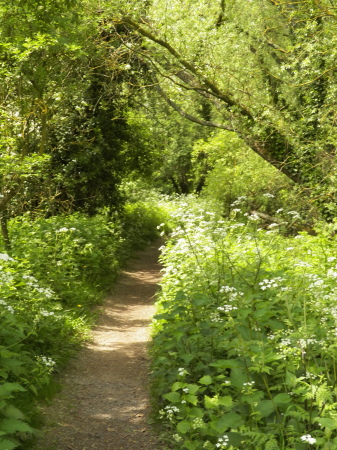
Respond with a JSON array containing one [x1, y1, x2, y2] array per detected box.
[[0, 198, 168, 450], [152, 197, 337, 450]]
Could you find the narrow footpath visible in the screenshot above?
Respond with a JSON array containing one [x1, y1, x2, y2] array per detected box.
[[36, 240, 164, 450]]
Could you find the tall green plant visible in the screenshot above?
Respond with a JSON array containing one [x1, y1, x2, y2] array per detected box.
[[152, 198, 337, 449]]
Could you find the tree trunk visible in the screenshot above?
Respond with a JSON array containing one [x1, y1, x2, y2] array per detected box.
[[0, 212, 11, 252]]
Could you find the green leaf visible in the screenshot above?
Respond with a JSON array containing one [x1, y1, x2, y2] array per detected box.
[[205, 395, 218, 409], [209, 359, 241, 369], [199, 375, 212, 385], [172, 382, 184, 391], [218, 396, 232, 408], [0, 383, 25, 397], [189, 407, 203, 418], [216, 413, 243, 432], [186, 384, 199, 394], [0, 439, 20, 450], [236, 325, 252, 340], [181, 353, 195, 364], [314, 417, 337, 430], [183, 441, 198, 450], [226, 432, 243, 447], [256, 400, 275, 418], [177, 420, 191, 434], [0, 418, 33, 434], [285, 371, 297, 388], [191, 294, 209, 307], [273, 393, 292, 405], [163, 392, 181, 403], [229, 368, 248, 389], [3, 405, 25, 420], [186, 394, 198, 405]]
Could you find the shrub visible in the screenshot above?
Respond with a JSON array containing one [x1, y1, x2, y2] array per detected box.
[[152, 198, 337, 449]]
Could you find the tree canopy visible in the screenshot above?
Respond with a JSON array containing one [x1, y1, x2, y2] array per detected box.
[[95, 0, 337, 213], [2, 0, 337, 219]]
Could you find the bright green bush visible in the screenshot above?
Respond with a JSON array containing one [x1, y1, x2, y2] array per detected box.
[[152, 198, 337, 449], [10, 213, 124, 308], [0, 199, 169, 448], [193, 130, 320, 232]]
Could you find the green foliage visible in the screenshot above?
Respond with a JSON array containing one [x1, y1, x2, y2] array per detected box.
[[194, 130, 320, 233], [193, 130, 287, 212], [124, 102, 212, 195], [0, 198, 169, 447], [112, 0, 337, 215], [151, 197, 337, 448], [0, 0, 153, 219]]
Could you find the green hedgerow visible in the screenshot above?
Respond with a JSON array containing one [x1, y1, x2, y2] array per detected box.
[[152, 197, 337, 449]]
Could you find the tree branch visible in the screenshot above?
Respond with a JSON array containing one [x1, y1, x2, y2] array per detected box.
[[122, 15, 254, 120], [154, 81, 234, 131]]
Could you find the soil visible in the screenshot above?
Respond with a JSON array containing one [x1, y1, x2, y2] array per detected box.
[[35, 240, 165, 450]]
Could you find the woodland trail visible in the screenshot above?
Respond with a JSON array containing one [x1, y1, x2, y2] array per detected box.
[[35, 240, 164, 450]]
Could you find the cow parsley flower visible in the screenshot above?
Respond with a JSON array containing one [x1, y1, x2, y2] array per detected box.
[[40, 309, 55, 317], [178, 367, 186, 376], [38, 356, 56, 367], [216, 435, 229, 448], [300, 434, 316, 445]]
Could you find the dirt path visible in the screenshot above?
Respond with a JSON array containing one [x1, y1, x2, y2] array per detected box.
[[36, 240, 164, 450]]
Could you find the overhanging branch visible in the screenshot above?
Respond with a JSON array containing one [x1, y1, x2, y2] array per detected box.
[[122, 14, 254, 120], [154, 82, 234, 131]]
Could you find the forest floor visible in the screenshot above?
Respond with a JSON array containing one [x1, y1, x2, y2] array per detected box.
[[35, 240, 165, 450]]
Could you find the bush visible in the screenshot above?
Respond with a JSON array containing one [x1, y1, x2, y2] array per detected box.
[[152, 198, 337, 449], [193, 130, 320, 233]]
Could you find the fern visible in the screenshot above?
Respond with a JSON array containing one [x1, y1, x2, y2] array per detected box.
[[265, 438, 280, 450]]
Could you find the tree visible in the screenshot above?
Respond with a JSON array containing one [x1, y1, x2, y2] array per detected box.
[[0, 0, 153, 232], [127, 99, 212, 194], [101, 0, 337, 215], [0, 0, 85, 245]]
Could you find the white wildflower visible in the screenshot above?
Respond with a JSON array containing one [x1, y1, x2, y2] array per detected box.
[[40, 309, 55, 317], [243, 381, 255, 386], [192, 418, 203, 429], [216, 435, 229, 448], [0, 253, 15, 261], [300, 434, 316, 445], [39, 356, 56, 367]]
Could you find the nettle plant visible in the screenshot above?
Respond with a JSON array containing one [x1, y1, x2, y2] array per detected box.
[[152, 198, 337, 449]]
